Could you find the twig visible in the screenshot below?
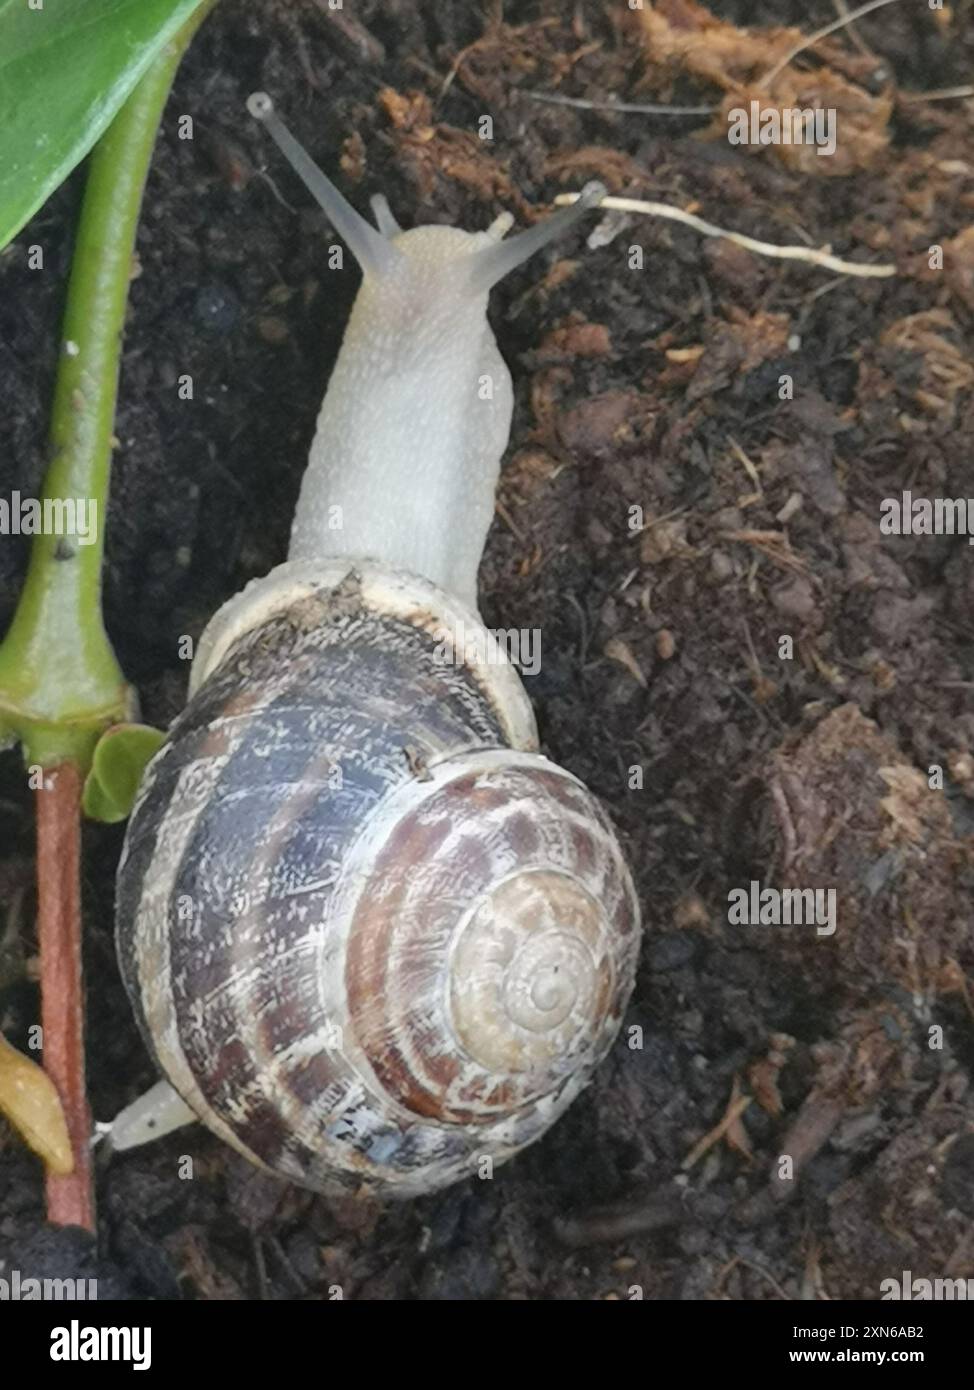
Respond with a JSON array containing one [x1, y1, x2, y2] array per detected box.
[[759, 0, 903, 89], [899, 85, 974, 103], [716, 1254, 792, 1300], [35, 765, 91, 1231], [553, 1190, 690, 1247], [832, 0, 876, 60], [554, 192, 897, 278], [728, 436, 763, 494], [311, 0, 385, 65], [494, 496, 525, 541], [521, 90, 715, 116], [682, 1091, 753, 1170]]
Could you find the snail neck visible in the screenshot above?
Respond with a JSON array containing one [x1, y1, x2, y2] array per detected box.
[[287, 239, 514, 612]]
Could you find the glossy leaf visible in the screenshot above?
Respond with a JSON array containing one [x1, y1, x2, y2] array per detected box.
[[82, 722, 165, 823], [0, 0, 211, 250]]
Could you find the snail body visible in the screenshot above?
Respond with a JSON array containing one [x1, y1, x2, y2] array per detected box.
[[112, 97, 639, 1199], [292, 227, 513, 609]]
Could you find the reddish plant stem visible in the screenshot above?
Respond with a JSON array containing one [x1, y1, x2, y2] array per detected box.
[[35, 763, 94, 1231]]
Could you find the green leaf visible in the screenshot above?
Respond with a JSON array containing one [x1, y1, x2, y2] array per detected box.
[[82, 722, 165, 823], [0, 0, 212, 251]]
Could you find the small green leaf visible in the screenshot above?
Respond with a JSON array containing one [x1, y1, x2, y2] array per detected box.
[[0, 0, 213, 251], [82, 722, 165, 823]]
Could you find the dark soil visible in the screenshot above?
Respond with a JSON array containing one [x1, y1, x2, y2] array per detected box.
[[2, 0, 973, 1300]]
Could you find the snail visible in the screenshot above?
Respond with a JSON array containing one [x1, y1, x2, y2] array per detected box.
[[109, 95, 641, 1199]]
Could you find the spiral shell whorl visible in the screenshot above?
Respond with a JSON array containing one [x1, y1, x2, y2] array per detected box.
[[450, 870, 609, 1071], [339, 752, 636, 1131], [116, 565, 640, 1198]]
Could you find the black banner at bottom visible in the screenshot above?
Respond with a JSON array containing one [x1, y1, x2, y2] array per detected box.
[[0, 1296, 967, 1375]]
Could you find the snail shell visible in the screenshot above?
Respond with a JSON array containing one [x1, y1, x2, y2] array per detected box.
[[116, 561, 640, 1198]]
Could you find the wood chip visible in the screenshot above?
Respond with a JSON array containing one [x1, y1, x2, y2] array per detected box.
[[604, 636, 648, 687]]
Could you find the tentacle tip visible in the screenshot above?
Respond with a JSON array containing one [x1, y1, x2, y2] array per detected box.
[[247, 91, 274, 122]]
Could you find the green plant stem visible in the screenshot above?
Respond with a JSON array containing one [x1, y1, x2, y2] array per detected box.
[[0, 0, 217, 772], [0, 0, 219, 1231]]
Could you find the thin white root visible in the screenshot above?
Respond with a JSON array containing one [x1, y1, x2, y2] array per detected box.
[[522, 91, 716, 117], [554, 191, 897, 278]]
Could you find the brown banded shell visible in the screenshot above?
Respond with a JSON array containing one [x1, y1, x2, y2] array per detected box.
[[116, 565, 640, 1198]]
